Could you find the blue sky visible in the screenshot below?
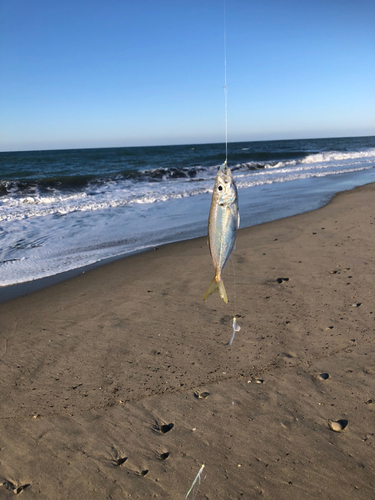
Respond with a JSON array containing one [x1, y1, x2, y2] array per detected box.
[[1, 0, 375, 151]]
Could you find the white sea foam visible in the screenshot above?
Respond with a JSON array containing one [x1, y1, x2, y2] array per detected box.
[[301, 148, 375, 163], [1, 148, 375, 223], [236, 165, 374, 189]]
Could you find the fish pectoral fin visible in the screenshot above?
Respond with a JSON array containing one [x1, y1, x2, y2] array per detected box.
[[203, 277, 228, 304]]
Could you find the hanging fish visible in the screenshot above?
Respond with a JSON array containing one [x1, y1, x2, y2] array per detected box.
[[203, 161, 239, 304]]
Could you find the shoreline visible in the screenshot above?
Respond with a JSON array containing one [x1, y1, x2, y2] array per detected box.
[[0, 181, 374, 498], [0, 180, 372, 305], [0, 245, 163, 304]]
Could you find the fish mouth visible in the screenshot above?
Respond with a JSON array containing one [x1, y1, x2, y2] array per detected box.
[[219, 160, 229, 175]]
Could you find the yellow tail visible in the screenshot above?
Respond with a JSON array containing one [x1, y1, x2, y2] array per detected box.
[[203, 277, 228, 304]]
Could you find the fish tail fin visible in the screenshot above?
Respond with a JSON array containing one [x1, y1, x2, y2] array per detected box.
[[203, 277, 218, 301], [203, 277, 228, 304], [218, 279, 228, 304]]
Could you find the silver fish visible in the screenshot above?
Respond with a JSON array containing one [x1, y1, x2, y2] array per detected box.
[[203, 161, 239, 304]]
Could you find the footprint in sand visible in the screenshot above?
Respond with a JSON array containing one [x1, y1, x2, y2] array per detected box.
[[0, 479, 30, 495], [328, 419, 348, 432], [156, 451, 170, 460], [110, 445, 128, 467], [137, 469, 149, 477], [153, 422, 174, 434], [194, 391, 210, 400], [114, 457, 128, 467]]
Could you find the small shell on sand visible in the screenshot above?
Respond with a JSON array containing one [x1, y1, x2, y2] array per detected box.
[[328, 419, 348, 432], [317, 373, 330, 381], [194, 391, 210, 399]]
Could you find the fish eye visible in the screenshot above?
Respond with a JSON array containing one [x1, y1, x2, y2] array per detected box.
[[218, 185, 223, 191]]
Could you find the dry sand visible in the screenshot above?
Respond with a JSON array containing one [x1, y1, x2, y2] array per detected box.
[[0, 183, 374, 499]]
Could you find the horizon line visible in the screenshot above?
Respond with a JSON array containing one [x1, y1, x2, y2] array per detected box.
[[1, 133, 375, 154]]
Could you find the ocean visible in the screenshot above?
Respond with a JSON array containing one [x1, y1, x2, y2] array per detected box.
[[1, 136, 375, 290]]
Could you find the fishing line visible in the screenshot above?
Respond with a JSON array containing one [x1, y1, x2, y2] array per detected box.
[[224, 0, 228, 164], [230, 257, 237, 316], [224, 0, 240, 345], [229, 257, 240, 345]]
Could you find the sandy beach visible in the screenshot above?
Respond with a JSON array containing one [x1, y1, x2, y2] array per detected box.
[[0, 182, 374, 499]]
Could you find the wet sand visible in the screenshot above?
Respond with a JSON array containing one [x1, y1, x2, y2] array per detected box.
[[0, 183, 374, 499]]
